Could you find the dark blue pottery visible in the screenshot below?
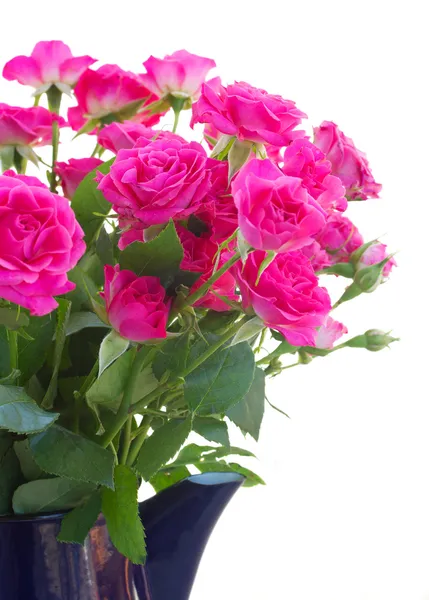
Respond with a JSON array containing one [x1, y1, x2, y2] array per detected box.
[[0, 472, 243, 600]]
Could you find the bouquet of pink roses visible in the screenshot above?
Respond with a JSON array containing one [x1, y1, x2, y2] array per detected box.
[[0, 41, 396, 564]]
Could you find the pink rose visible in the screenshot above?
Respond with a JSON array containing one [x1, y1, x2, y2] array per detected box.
[[67, 65, 163, 132], [97, 121, 184, 153], [101, 265, 169, 342], [177, 226, 238, 311], [235, 250, 331, 346], [231, 158, 326, 253], [97, 138, 212, 244], [55, 157, 103, 199], [191, 78, 306, 146], [2, 40, 96, 91], [282, 138, 347, 212], [301, 241, 333, 272], [2, 170, 48, 188], [315, 316, 348, 349], [313, 121, 382, 200], [193, 159, 238, 242], [357, 242, 396, 278], [140, 50, 215, 100], [316, 213, 364, 263], [0, 104, 66, 148], [0, 174, 85, 316]]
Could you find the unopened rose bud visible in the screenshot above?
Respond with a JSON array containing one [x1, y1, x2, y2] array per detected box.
[[345, 329, 399, 352]]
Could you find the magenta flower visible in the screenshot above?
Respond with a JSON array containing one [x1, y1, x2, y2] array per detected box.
[[101, 265, 169, 343], [97, 121, 184, 154], [231, 159, 326, 253], [140, 50, 216, 101], [191, 78, 306, 146], [316, 213, 364, 263], [0, 104, 66, 148], [0, 173, 85, 316], [2, 170, 48, 188], [55, 157, 103, 199], [282, 138, 347, 212], [2, 41, 96, 93], [315, 316, 348, 349], [67, 65, 163, 132], [97, 138, 212, 245], [235, 250, 331, 346], [357, 242, 396, 278], [313, 121, 382, 200]]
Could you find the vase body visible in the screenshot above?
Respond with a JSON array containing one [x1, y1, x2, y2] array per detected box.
[[0, 472, 243, 600]]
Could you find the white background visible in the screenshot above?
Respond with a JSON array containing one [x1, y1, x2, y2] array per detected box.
[[1, 1, 428, 598]]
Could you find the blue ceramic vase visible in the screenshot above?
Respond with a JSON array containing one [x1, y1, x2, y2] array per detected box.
[[0, 472, 243, 600]]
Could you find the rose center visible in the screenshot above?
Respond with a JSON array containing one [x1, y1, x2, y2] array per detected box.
[[16, 214, 40, 233]]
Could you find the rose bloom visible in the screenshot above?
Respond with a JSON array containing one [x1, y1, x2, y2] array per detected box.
[[191, 78, 306, 146], [2, 40, 96, 92], [315, 316, 348, 349], [236, 250, 331, 346], [193, 159, 238, 242], [101, 265, 169, 342], [55, 157, 103, 199], [316, 213, 364, 264], [231, 158, 326, 253], [97, 137, 212, 245], [0, 104, 66, 149], [67, 64, 164, 132], [301, 240, 333, 272], [0, 174, 85, 316], [357, 242, 396, 278], [2, 170, 48, 188], [282, 138, 347, 212], [140, 50, 215, 100], [313, 121, 382, 200], [97, 121, 184, 153], [178, 226, 239, 311]]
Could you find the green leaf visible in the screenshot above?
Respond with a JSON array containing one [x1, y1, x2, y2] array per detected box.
[[13, 477, 96, 514], [87, 350, 134, 413], [0, 369, 21, 385], [17, 314, 55, 383], [0, 433, 23, 515], [169, 443, 255, 468], [0, 307, 29, 330], [96, 226, 115, 266], [229, 317, 265, 347], [42, 299, 72, 409], [102, 465, 146, 564], [14, 439, 43, 481], [0, 327, 10, 377], [198, 310, 241, 334], [227, 367, 265, 440], [196, 461, 265, 487], [152, 333, 191, 381], [135, 417, 192, 482], [29, 425, 115, 488], [0, 385, 59, 433], [317, 263, 354, 278], [66, 312, 108, 336], [184, 336, 255, 415], [150, 466, 190, 493], [71, 159, 114, 245], [228, 138, 252, 181], [58, 490, 102, 544], [193, 417, 230, 446], [98, 330, 129, 377], [119, 220, 183, 284]]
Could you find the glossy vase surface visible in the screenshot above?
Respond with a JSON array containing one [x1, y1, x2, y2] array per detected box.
[[0, 472, 243, 600]]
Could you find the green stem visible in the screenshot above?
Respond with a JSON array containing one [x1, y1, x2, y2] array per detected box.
[[8, 330, 18, 372], [90, 142, 102, 158], [50, 120, 60, 192], [33, 95, 40, 107], [120, 416, 133, 465], [126, 415, 153, 466], [172, 110, 181, 133], [100, 347, 153, 449], [73, 359, 99, 434]]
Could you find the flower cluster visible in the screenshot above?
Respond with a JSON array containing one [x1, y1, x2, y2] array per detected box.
[[0, 40, 397, 563]]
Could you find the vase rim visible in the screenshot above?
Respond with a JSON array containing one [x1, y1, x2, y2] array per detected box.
[[0, 511, 66, 524]]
